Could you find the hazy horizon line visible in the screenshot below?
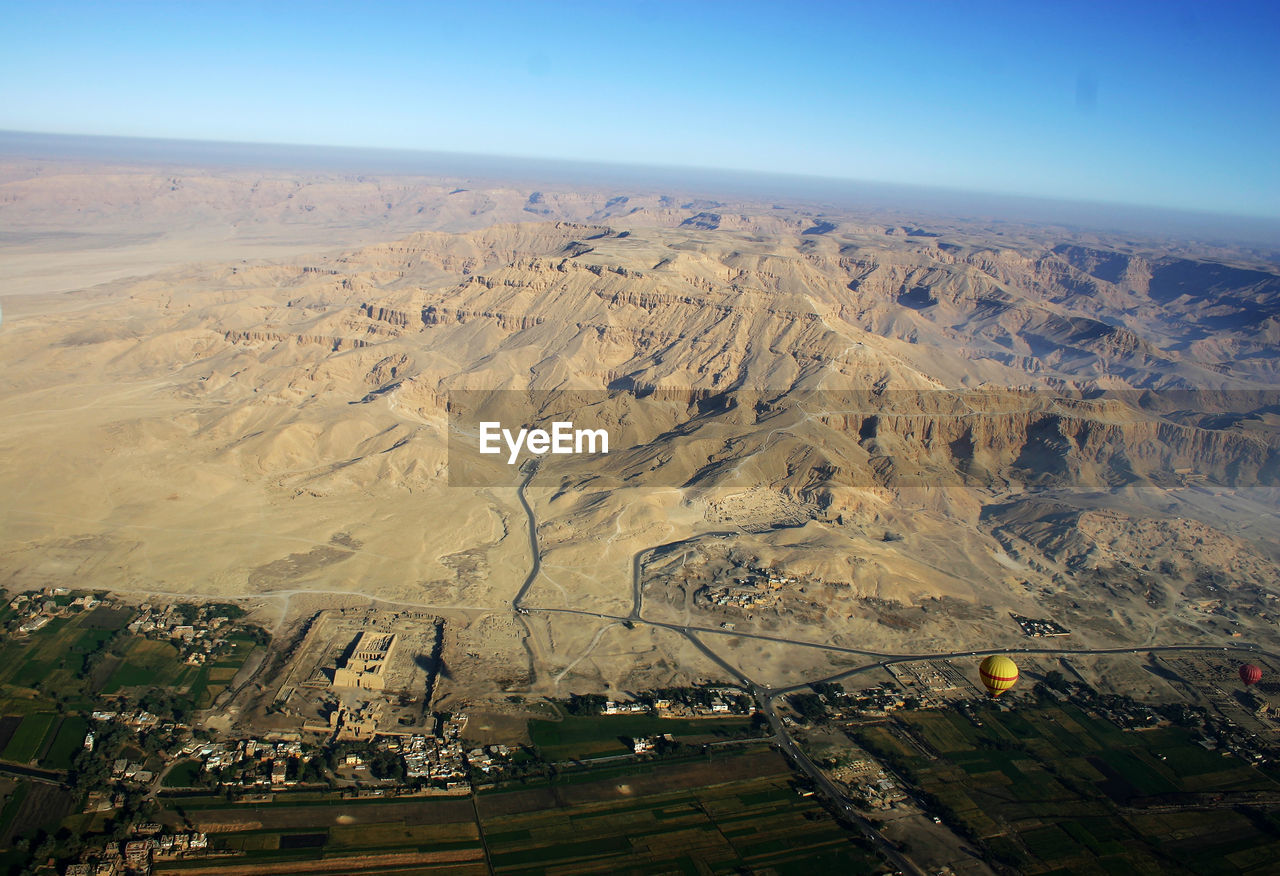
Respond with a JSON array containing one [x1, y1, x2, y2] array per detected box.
[[3, 128, 1279, 249]]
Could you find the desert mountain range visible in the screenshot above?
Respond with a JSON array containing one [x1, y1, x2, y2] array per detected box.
[[2, 159, 1278, 692]]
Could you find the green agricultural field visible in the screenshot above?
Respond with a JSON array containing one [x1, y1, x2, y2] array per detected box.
[[172, 794, 479, 829], [478, 751, 882, 874], [903, 710, 984, 753], [0, 781, 28, 848], [0, 782, 73, 851], [326, 820, 480, 850], [81, 605, 134, 630], [207, 666, 238, 683], [0, 712, 56, 763], [198, 639, 260, 705], [214, 832, 286, 852], [102, 638, 186, 693], [67, 626, 115, 655], [528, 711, 754, 760], [876, 705, 1280, 875], [154, 751, 875, 874], [153, 795, 488, 874], [183, 665, 211, 709], [0, 608, 126, 704], [40, 716, 89, 770], [0, 611, 258, 715], [0, 618, 73, 689], [0, 697, 54, 719]]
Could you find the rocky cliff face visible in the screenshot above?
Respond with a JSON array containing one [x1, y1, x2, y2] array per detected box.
[[3, 191, 1279, 619], [20, 217, 1278, 490]]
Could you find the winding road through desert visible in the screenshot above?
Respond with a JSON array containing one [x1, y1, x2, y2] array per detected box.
[[507, 466, 1280, 876]]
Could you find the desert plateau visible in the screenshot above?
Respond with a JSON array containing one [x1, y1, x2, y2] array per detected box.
[[2, 151, 1279, 707]]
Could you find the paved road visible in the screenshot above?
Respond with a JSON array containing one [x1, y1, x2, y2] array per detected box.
[[511, 459, 541, 613], [512, 490, 926, 872], [752, 682, 925, 876], [774, 642, 1280, 696], [508, 490, 1280, 876], [523, 604, 1280, 686], [627, 533, 739, 622]]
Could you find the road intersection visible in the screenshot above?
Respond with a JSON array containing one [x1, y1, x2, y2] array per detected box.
[[509, 466, 1279, 876]]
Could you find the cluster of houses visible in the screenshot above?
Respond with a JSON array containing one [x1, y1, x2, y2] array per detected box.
[[172, 713, 515, 791], [62, 831, 209, 876], [1035, 677, 1275, 765], [1057, 690, 1165, 731], [391, 715, 473, 783], [826, 758, 908, 809], [82, 701, 516, 804], [841, 686, 909, 718], [700, 568, 801, 611], [602, 693, 744, 717], [630, 734, 674, 754], [176, 737, 306, 787], [126, 603, 239, 664], [1198, 717, 1271, 763], [1009, 612, 1071, 638], [109, 759, 155, 786], [464, 744, 512, 775], [602, 700, 650, 715], [781, 681, 912, 723], [90, 710, 165, 729], [324, 711, 493, 787], [395, 733, 469, 785], [10, 588, 101, 634]]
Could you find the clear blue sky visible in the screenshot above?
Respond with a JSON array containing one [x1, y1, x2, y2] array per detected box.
[[1, 0, 1277, 217]]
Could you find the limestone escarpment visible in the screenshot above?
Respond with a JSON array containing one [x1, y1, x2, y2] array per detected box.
[[4, 203, 1279, 621]]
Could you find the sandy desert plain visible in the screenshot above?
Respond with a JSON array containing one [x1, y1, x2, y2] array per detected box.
[[2, 148, 1280, 718]]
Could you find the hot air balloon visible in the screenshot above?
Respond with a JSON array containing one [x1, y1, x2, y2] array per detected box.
[[979, 655, 1019, 697], [1239, 663, 1262, 686]]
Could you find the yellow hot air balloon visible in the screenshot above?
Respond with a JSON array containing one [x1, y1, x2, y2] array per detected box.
[[979, 655, 1018, 697]]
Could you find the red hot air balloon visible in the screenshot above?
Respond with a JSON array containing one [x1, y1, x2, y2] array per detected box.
[[1239, 664, 1262, 686]]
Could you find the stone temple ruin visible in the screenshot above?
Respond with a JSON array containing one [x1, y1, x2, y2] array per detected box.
[[332, 631, 397, 691], [273, 608, 443, 735]]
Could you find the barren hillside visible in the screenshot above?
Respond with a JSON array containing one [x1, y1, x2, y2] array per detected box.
[[2, 165, 1278, 693]]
